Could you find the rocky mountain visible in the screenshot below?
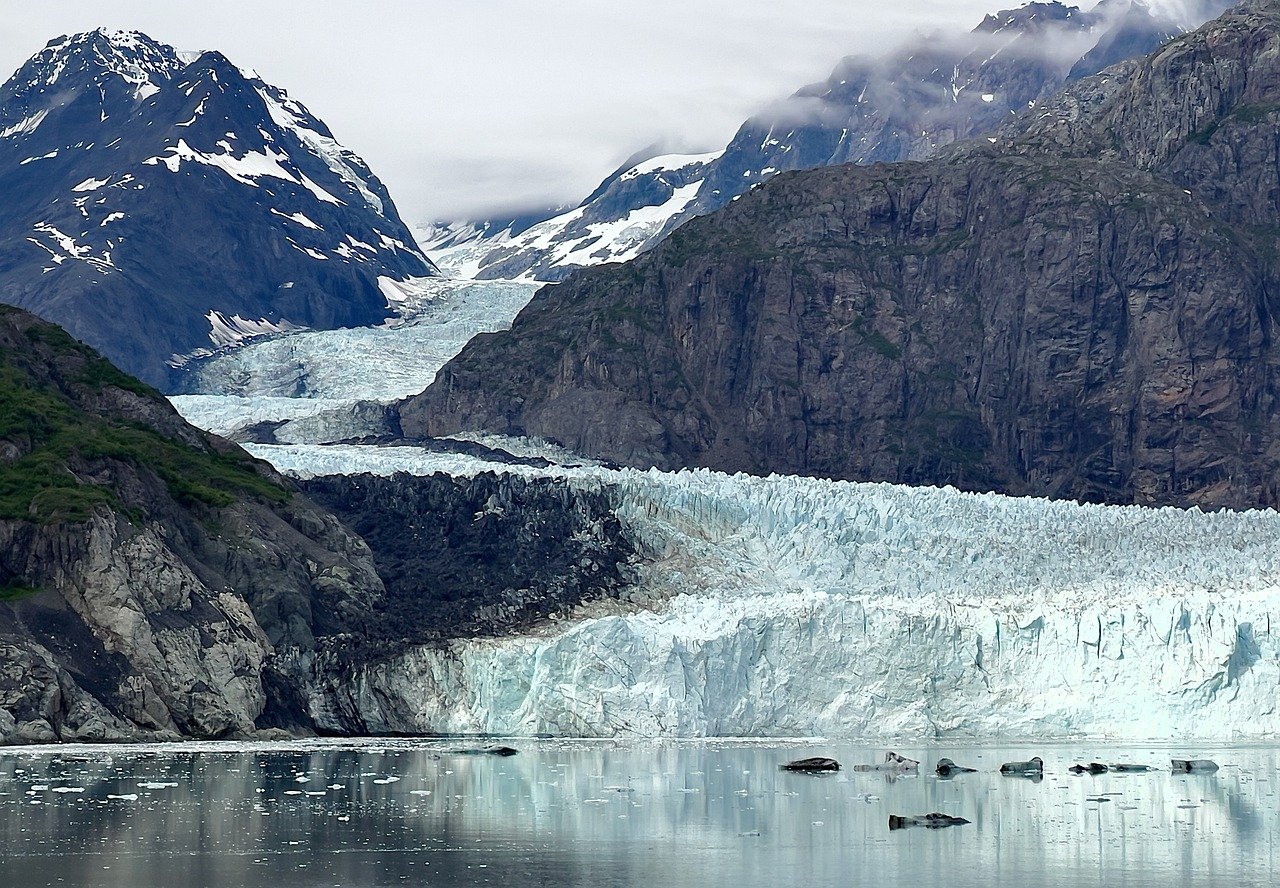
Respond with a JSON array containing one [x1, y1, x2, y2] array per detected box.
[[431, 0, 1224, 283], [0, 305, 643, 743], [0, 29, 435, 388], [400, 0, 1280, 511]]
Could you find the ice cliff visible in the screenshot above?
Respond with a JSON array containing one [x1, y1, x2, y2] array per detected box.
[[253, 443, 1280, 740]]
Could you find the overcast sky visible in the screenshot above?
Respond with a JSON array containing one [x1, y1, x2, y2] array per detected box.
[[1, 1, 1117, 224]]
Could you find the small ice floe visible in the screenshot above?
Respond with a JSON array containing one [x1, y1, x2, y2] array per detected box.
[[853, 752, 919, 773], [936, 758, 977, 777], [294, 776, 310, 784], [781, 757, 840, 773], [139, 782, 178, 790], [1172, 759, 1219, 773], [371, 776, 401, 785], [107, 794, 138, 801], [1000, 757, 1044, 778], [51, 787, 85, 794]]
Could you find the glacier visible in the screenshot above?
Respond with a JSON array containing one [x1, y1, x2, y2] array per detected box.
[[170, 278, 538, 439], [251, 442, 1280, 740]]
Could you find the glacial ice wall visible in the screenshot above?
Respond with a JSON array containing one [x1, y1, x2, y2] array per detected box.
[[254, 443, 1280, 740]]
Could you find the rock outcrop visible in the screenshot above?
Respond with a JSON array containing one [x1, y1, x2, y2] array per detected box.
[[0, 305, 384, 743], [401, 1, 1280, 510]]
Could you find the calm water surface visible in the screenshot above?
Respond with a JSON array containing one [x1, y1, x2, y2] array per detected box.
[[1, 740, 1277, 887]]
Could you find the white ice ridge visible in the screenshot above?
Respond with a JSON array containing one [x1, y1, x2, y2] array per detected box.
[[252, 443, 1280, 741]]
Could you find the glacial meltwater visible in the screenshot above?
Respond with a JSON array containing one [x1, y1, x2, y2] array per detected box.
[[2, 740, 1278, 887]]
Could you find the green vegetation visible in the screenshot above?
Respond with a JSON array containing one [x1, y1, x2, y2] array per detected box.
[[0, 319, 287, 524], [0, 584, 40, 602]]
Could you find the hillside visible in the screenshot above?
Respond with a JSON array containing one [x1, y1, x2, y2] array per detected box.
[[0, 304, 386, 742]]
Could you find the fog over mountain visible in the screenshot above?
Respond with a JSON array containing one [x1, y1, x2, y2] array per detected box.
[[0, 0, 1114, 224]]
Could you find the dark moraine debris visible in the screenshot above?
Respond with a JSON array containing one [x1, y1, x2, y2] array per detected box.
[[1000, 756, 1044, 776], [1172, 759, 1219, 773], [889, 813, 972, 831], [299, 471, 637, 649], [1069, 762, 1109, 775], [935, 758, 977, 777], [781, 757, 840, 773]]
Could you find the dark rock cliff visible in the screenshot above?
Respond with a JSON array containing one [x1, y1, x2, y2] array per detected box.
[[297, 471, 639, 735], [401, 1, 1280, 510]]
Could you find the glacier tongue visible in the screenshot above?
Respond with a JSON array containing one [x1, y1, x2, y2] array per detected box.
[[171, 279, 538, 440], [252, 443, 1280, 740]]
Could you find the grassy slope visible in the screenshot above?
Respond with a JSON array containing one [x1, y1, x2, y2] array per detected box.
[[0, 305, 286, 524]]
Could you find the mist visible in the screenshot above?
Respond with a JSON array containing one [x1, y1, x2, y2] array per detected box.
[[0, 0, 1236, 224]]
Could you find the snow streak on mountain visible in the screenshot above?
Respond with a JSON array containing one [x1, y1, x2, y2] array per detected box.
[[0, 29, 436, 387]]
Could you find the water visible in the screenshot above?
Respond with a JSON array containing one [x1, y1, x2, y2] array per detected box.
[[1, 740, 1277, 887]]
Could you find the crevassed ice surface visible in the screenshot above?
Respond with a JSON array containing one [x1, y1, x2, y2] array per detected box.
[[249, 442, 1280, 740], [170, 278, 538, 438]]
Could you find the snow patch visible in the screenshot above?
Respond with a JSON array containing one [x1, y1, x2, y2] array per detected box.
[[204, 310, 300, 349]]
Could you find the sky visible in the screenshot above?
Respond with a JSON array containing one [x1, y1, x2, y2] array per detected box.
[[0, 1, 1138, 225]]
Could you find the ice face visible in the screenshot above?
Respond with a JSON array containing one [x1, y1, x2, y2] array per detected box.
[[252, 442, 1280, 740]]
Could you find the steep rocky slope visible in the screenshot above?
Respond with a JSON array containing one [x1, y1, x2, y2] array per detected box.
[[402, 0, 1280, 510], [0, 304, 388, 743], [0, 30, 434, 387], [0, 306, 649, 743]]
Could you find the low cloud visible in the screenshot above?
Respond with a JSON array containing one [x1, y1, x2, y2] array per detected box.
[[0, 0, 1235, 224]]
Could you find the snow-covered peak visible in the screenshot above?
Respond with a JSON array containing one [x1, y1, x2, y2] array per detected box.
[[0, 27, 435, 386], [427, 149, 723, 282], [618, 150, 723, 182], [3, 28, 184, 102]]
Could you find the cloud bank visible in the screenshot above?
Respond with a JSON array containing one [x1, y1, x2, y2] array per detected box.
[[0, 1, 1228, 223]]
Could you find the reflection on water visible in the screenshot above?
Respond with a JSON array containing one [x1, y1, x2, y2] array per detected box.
[[1, 741, 1277, 887]]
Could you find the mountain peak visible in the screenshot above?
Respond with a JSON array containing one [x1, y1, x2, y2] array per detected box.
[[2, 28, 183, 109]]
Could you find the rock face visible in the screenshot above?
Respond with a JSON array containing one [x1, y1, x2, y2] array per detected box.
[[0, 305, 384, 743], [296, 471, 639, 734], [0, 29, 434, 388], [402, 1, 1280, 510]]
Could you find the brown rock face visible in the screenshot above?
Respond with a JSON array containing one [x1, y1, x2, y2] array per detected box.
[[401, 2, 1280, 510]]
